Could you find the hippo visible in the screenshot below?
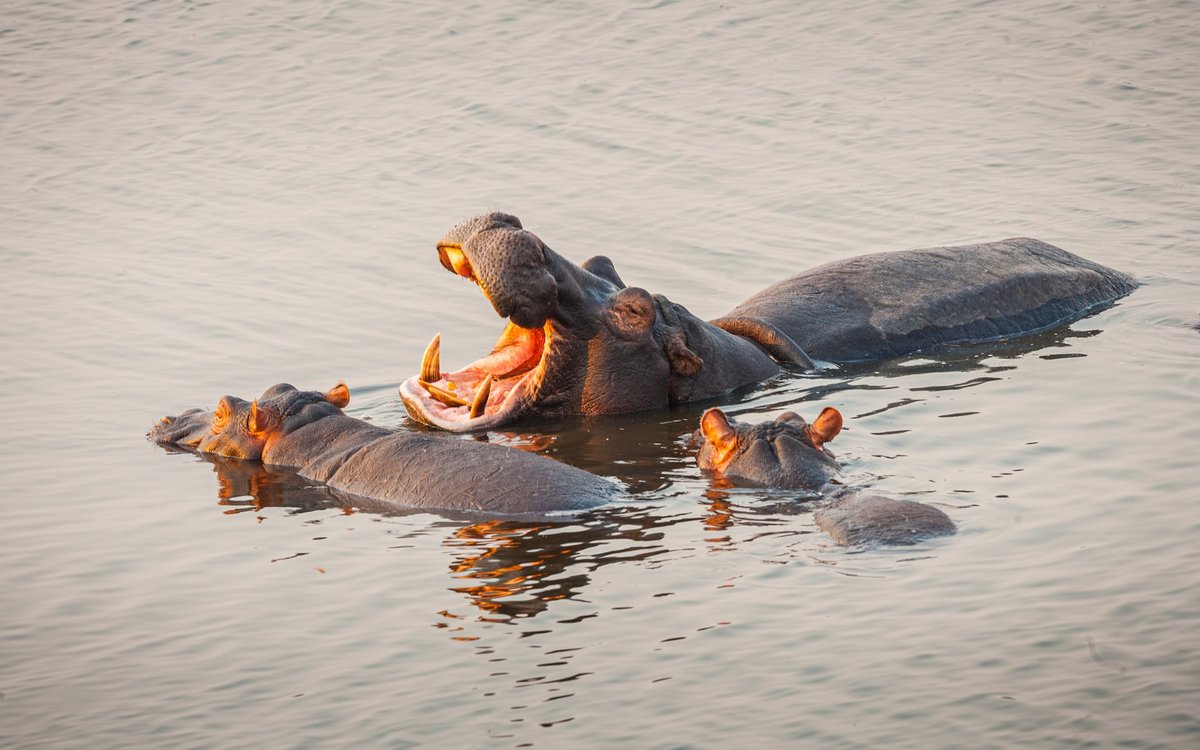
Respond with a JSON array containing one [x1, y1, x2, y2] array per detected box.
[[694, 406, 956, 546], [400, 212, 1136, 432], [149, 382, 617, 516]]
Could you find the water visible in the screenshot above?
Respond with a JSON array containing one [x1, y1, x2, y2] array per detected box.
[[3, 1, 1198, 747]]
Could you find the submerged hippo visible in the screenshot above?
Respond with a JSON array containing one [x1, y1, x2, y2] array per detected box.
[[149, 382, 617, 515], [400, 212, 1136, 431], [694, 406, 956, 546]]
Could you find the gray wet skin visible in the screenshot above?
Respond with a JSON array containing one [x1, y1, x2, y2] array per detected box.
[[400, 211, 1137, 432], [695, 407, 956, 546], [149, 383, 616, 516]]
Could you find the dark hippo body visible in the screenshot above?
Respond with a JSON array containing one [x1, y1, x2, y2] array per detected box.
[[401, 213, 1136, 432], [694, 406, 956, 546], [716, 237, 1136, 364], [150, 383, 616, 516], [812, 494, 956, 547]]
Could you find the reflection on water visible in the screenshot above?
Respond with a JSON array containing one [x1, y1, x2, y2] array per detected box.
[[443, 519, 593, 623], [192, 452, 346, 517], [167, 448, 692, 632]]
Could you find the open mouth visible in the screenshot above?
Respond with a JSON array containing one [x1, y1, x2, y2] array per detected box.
[[399, 243, 552, 431]]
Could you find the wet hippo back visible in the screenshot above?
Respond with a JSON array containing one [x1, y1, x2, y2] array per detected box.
[[815, 493, 956, 546], [720, 238, 1137, 364], [267, 414, 617, 515], [315, 419, 617, 514]]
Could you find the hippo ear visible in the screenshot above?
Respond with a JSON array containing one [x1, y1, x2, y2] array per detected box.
[[665, 332, 702, 377], [248, 401, 281, 437], [810, 407, 843, 449], [700, 408, 738, 458], [326, 382, 350, 409]]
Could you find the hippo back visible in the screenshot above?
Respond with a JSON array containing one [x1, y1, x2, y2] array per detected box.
[[815, 492, 957, 546], [720, 238, 1136, 364], [322, 429, 618, 515]]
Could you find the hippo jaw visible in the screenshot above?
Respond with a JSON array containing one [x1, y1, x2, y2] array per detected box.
[[399, 319, 558, 432], [400, 212, 692, 432]]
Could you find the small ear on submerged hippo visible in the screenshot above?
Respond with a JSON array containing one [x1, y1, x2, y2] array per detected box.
[[248, 401, 281, 436], [700, 408, 738, 459], [325, 382, 350, 409], [810, 407, 843, 449]]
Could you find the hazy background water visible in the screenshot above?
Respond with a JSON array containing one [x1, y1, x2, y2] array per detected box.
[[3, 0, 1198, 747]]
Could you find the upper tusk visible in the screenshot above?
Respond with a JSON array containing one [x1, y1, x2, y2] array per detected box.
[[420, 333, 442, 384]]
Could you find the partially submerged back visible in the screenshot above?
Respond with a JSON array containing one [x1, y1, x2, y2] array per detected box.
[[719, 238, 1137, 364], [814, 493, 957, 547], [325, 430, 616, 514]]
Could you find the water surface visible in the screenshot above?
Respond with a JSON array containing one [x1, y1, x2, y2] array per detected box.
[[3, 1, 1198, 747]]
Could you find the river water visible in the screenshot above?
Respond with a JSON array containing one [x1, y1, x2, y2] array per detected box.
[[3, 1, 1198, 748]]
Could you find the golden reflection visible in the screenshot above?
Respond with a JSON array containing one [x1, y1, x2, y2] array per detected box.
[[702, 488, 734, 532], [442, 520, 575, 620], [163, 448, 676, 643], [194, 453, 349, 516]]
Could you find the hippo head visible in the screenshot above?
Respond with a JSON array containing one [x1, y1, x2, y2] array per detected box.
[[149, 382, 351, 459], [694, 407, 843, 489], [399, 212, 706, 431]]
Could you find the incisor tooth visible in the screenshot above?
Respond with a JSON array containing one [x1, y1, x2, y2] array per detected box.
[[420, 333, 442, 383], [469, 374, 493, 419]]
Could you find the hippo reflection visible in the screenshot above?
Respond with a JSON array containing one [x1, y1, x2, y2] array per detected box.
[[401, 212, 1135, 432], [694, 407, 956, 546]]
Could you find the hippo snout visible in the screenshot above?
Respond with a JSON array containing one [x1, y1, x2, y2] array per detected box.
[[147, 407, 211, 447]]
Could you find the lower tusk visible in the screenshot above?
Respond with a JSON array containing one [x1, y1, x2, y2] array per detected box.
[[469, 374, 493, 419], [419, 380, 468, 407], [420, 334, 442, 383]]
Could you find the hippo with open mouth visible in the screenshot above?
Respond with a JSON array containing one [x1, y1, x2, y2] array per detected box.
[[149, 382, 617, 516], [694, 406, 956, 546], [400, 212, 1136, 432]]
